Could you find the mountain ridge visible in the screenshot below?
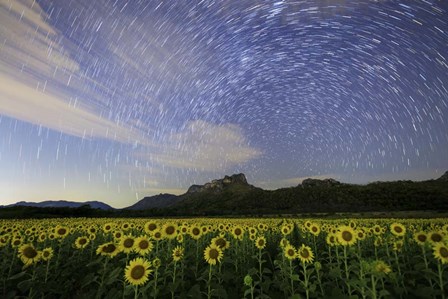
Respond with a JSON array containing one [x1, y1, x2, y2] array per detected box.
[[1, 200, 114, 210], [1, 171, 447, 213]]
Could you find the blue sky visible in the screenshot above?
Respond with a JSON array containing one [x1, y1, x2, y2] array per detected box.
[[1, 0, 447, 208]]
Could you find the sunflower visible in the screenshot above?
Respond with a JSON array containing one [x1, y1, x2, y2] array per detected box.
[[134, 236, 153, 255], [304, 221, 312, 229], [374, 237, 383, 247], [144, 221, 158, 235], [172, 246, 184, 262], [88, 225, 97, 234], [0, 236, 9, 247], [297, 244, 314, 264], [103, 222, 115, 233], [37, 233, 46, 243], [189, 225, 202, 240], [180, 225, 189, 234], [326, 233, 338, 246], [152, 230, 163, 241], [428, 231, 444, 245], [204, 244, 223, 265], [11, 238, 23, 248], [372, 260, 392, 276], [337, 226, 357, 246], [392, 240, 403, 252], [413, 231, 428, 245], [249, 234, 256, 241], [255, 236, 266, 250], [390, 223, 406, 237], [176, 234, 184, 243], [309, 223, 321, 236], [152, 257, 161, 269], [18, 244, 41, 266], [356, 230, 366, 241], [55, 225, 70, 239], [280, 238, 290, 248], [121, 222, 130, 231], [124, 257, 153, 286], [372, 225, 383, 236], [211, 235, 230, 251], [249, 227, 258, 235], [232, 226, 244, 240], [96, 242, 120, 258], [162, 223, 178, 239], [433, 243, 448, 264], [74, 236, 90, 249], [201, 225, 209, 234], [40, 247, 54, 261], [113, 230, 124, 240], [119, 235, 136, 254], [284, 244, 297, 260], [280, 224, 292, 236]]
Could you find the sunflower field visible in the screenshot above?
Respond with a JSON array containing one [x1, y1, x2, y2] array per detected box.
[[1, 218, 447, 298]]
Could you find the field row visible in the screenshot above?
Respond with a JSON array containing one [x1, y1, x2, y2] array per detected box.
[[1, 218, 447, 298]]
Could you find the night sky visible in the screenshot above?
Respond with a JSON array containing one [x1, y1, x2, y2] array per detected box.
[[1, 0, 447, 208]]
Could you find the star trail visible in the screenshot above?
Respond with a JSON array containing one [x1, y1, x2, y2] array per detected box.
[[0, 0, 447, 208]]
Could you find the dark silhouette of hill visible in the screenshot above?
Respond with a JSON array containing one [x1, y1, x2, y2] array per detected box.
[[125, 194, 180, 210], [1, 172, 447, 218], [1, 200, 114, 210]]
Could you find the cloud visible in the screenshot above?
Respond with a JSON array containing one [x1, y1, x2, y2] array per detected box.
[[0, 72, 150, 144], [0, 0, 151, 145], [137, 120, 261, 171], [0, 0, 79, 77]]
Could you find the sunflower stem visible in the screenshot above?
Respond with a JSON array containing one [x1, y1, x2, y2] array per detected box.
[[134, 285, 138, 299], [153, 267, 158, 299], [438, 263, 445, 299], [207, 264, 213, 299], [44, 259, 50, 283], [421, 246, 434, 288], [29, 266, 36, 299], [315, 262, 324, 298], [258, 248, 263, 296], [171, 261, 177, 299], [302, 262, 309, 299], [97, 257, 108, 299], [343, 245, 352, 296], [371, 275, 377, 299], [289, 259, 294, 296]]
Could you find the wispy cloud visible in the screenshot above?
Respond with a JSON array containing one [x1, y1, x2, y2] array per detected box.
[[0, 0, 150, 145], [136, 120, 262, 172], [0, 72, 149, 144]]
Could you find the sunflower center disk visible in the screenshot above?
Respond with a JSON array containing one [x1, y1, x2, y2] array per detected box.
[[131, 265, 145, 279], [342, 231, 353, 241], [209, 249, 219, 259], [24, 247, 38, 258], [440, 247, 448, 258], [124, 239, 134, 247]]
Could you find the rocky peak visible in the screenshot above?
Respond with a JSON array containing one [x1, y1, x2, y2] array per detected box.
[[301, 178, 341, 187], [187, 173, 250, 194]]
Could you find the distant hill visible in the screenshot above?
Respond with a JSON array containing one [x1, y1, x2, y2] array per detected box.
[[1, 200, 114, 210], [124, 173, 258, 210], [2, 172, 447, 218], [126, 172, 448, 215], [437, 171, 448, 182], [125, 194, 181, 210]]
